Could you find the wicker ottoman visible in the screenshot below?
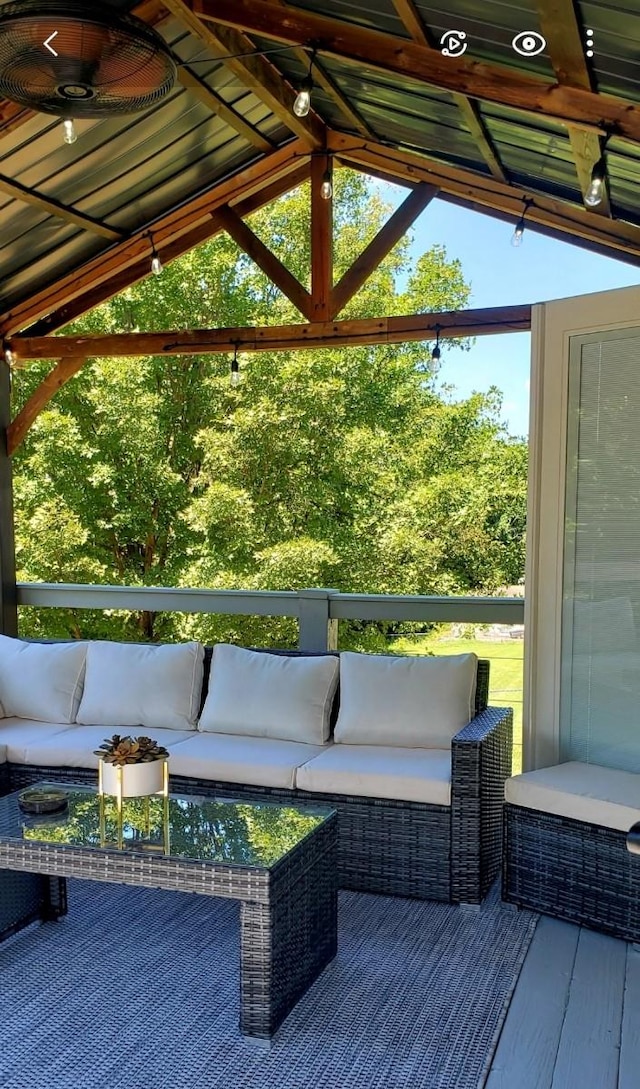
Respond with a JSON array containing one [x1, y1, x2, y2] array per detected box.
[[503, 761, 640, 942]]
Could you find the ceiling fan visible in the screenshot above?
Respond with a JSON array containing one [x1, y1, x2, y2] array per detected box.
[[0, 0, 176, 141]]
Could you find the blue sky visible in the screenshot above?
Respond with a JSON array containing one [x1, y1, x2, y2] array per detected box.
[[388, 192, 640, 438]]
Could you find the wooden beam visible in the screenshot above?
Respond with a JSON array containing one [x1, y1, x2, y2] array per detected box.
[[390, 0, 507, 182], [0, 175, 124, 240], [535, 0, 611, 215], [329, 135, 640, 261], [162, 0, 325, 147], [217, 204, 313, 318], [331, 182, 437, 316], [24, 162, 312, 337], [9, 304, 533, 361], [1, 139, 308, 336], [177, 67, 275, 150], [310, 155, 333, 320], [194, 0, 640, 143], [7, 357, 87, 455]]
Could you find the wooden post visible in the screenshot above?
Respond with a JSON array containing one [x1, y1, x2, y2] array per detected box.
[[298, 588, 338, 651], [0, 359, 17, 635], [311, 154, 333, 321]]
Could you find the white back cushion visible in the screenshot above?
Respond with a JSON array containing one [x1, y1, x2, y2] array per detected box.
[[76, 640, 204, 731], [0, 635, 87, 724], [334, 651, 478, 748], [199, 644, 339, 745]]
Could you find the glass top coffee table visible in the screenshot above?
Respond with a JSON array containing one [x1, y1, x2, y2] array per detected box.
[[0, 783, 337, 1041]]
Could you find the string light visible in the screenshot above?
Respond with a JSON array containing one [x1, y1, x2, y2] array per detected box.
[[293, 49, 316, 118], [320, 166, 333, 201], [3, 341, 14, 366], [431, 325, 442, 367], [62, 118, 77, 145], [585, 155, 607, 208], [511, 198, 533, 247], [148, 233, 163, 276], [230, 344, 240, 387]]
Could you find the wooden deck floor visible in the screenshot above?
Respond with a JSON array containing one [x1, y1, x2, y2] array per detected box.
[[487, 914, 640, 1089]]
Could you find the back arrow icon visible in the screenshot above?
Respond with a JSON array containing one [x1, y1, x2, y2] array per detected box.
[[44, 31, 58, 56]]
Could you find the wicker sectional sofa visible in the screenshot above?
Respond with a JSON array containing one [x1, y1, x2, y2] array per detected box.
[[0, 636, 513, 904], [503, 761, 640, 941]]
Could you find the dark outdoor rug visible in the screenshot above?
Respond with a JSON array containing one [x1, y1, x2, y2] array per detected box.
[[0, 879, 537, 1089]]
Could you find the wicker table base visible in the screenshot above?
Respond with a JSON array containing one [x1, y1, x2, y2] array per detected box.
[[0, 790, 338, 1041]]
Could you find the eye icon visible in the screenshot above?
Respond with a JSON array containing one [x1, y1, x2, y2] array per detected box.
[[512, 31, 546, 57]]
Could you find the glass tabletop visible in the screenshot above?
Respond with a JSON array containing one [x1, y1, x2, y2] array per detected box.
[[0, 782, 334, 869]]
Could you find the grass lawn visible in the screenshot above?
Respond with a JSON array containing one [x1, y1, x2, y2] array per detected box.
[[392, 635, 524, 772]]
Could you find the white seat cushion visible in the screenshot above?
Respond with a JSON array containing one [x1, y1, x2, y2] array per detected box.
[[296, 744, 452, 805], [199, 645, 339, 745], [0, 719, 80, 765], [0, 636, 86, 724], [167, 731, 329, 790], [0, 718, 194, 768], [505, 761, 640, 832], [334, 651, 477, 749], [76, 641, 204, 731]]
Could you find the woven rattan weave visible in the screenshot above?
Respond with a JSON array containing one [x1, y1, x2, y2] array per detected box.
[[0, 785, 337, 1039]]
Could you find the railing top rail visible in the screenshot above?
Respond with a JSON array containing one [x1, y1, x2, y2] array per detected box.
[[16, 582, 525, 623]]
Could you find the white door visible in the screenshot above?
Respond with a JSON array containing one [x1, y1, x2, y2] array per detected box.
[[525, 284, 640, 771]]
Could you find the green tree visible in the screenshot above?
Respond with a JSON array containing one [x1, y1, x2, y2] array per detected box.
[[12, 171, 526, 645]]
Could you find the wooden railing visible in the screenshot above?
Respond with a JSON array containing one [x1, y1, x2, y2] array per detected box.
[[16, 582, 524, 650]]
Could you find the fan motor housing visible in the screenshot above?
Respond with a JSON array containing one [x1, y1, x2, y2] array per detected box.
[[0, 1, 176, 116]]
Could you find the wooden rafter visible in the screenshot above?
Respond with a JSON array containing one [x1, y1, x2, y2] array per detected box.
[[1, 139, 308, 336], [330, 135, 640, 263], [0, 174, 124, 240], [194, 0, 640, 143], [177, 67, 275, 150], [217, 204, 313, 318], [332, 182, 438, 316], [24, 162, 312, 337], [535, 0, 610, 216], [9, 304, 532, 363], [310, 155, 333, 320], [162, 0, 325, 147], [7, 357, 87, 455], [390, 0, 507, 182]]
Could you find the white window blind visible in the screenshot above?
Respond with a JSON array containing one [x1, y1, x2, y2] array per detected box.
[[561, 330, 640, 770]]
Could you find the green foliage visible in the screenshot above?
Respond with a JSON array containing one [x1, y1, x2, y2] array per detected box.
[[12, 171, 527, 644]]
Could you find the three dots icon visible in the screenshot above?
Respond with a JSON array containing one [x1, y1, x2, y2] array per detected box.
[[585, 29, 595, 59]]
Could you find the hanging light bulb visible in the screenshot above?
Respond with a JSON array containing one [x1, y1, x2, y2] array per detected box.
[[293, 49, 316, 118], [431, 326, 442, 367], [148, 234, 163, 276], [511, 198, 532, 247], [3, 342, 14, 366], [320, 166, 333, 201], [584, 156, 607, 208], [511, 219, 525, 247], [293, 78, 312, 118], [62, 118, 77, 145], [230, 346, 240, 387]]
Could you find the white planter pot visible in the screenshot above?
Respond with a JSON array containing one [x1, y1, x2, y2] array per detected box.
[[99, 758, 166, 798]]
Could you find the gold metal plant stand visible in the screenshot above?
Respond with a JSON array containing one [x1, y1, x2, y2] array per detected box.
[[98, 757, 170, 853]]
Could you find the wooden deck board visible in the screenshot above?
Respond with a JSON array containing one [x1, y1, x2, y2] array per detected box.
[[551, 927, 626, 1089], [488, 914, 634, 1089], [619, 945, 640, 1089], [486, 916, 578, 1089]]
